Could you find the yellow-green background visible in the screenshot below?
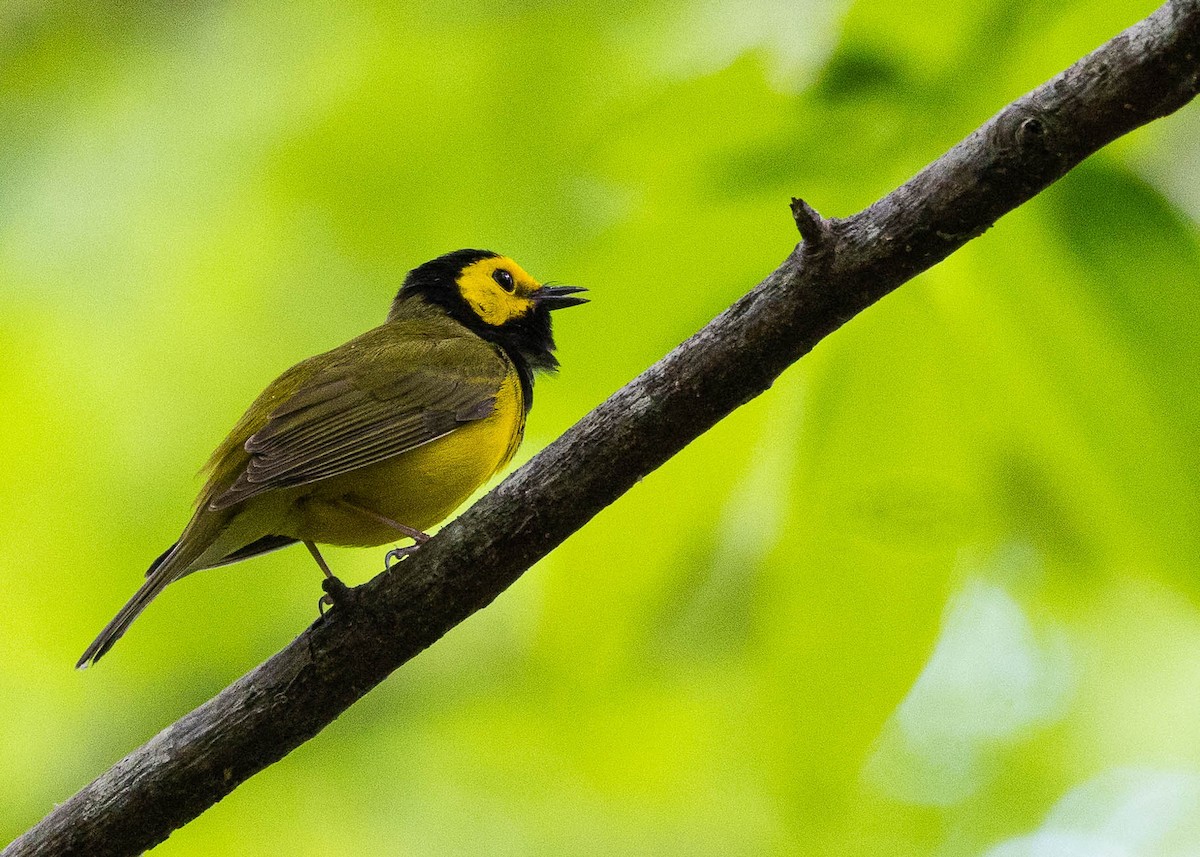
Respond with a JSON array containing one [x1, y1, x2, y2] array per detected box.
[[3, 0, 1200, 854]]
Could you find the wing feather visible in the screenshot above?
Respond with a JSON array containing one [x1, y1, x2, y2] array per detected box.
[[206, 316, 509, 511]]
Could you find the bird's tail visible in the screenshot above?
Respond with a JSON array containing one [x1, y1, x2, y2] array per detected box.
[[77, 540, 189, 668]]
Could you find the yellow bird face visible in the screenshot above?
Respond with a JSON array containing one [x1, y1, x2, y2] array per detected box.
[[391, 248, 587, 374], [454, 255, 542, 327]]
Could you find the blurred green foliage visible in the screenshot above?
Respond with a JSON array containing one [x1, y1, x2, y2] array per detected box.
[[2, 0, 1199, 854]]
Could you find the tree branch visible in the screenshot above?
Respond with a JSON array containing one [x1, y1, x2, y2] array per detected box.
[[8, 2, 1200, 854]]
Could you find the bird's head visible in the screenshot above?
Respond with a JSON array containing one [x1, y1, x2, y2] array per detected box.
[[392, 249, 587, 372]]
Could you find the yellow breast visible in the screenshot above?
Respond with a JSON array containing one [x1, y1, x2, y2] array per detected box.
[[293, 367, 526, 547]]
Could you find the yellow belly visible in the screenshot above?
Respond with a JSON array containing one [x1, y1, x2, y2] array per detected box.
[[286, 371, 525, 547]]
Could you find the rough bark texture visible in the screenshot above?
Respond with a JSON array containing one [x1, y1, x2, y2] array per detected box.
[[8, 1, 1200, 854]]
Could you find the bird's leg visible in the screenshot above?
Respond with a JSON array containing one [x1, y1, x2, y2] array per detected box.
[[335, 498, 431, 570], [337, 498, 431, 542], [304, 540, 337, 580], [304, 540, 351, 613]]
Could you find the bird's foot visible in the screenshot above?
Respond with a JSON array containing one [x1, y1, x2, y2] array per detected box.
[[318, 575, 354, 616], [384, 543, 423, 570]]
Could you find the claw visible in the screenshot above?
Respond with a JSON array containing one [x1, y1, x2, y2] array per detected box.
[[318, 576, 353, 614], [384, 543, 423, 570]]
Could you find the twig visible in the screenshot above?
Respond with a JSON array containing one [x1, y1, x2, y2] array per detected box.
[[790, 197, 828, 246]]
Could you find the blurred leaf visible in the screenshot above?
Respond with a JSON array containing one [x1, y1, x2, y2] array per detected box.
[[2, 0, 1199, 854]]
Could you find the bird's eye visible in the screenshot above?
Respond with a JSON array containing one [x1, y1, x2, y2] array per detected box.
[[493, 269, 516, 292]]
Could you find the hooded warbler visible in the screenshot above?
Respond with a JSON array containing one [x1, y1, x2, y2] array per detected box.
[[78, 249, 586, 667]]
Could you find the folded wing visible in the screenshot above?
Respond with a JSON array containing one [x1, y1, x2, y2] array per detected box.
[[207, 327, 509, 511]]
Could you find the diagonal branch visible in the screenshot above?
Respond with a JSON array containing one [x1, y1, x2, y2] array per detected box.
[[8, 1, 1200, 854]]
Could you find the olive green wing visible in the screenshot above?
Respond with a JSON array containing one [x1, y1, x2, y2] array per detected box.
[[205, 325, 509, 511]]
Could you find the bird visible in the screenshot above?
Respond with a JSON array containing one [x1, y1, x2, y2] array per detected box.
[[77, 249, 587, 667]]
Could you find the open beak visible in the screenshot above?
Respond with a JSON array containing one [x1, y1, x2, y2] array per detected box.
[[536, 284, 589, 310]]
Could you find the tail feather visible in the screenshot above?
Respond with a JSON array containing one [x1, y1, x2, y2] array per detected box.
[[77, 539, 192, 669], [76, 574, 174, 668], [78, 512, 276, 667], [143, 541, 178, 578], [201, 534, 297, 570]]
